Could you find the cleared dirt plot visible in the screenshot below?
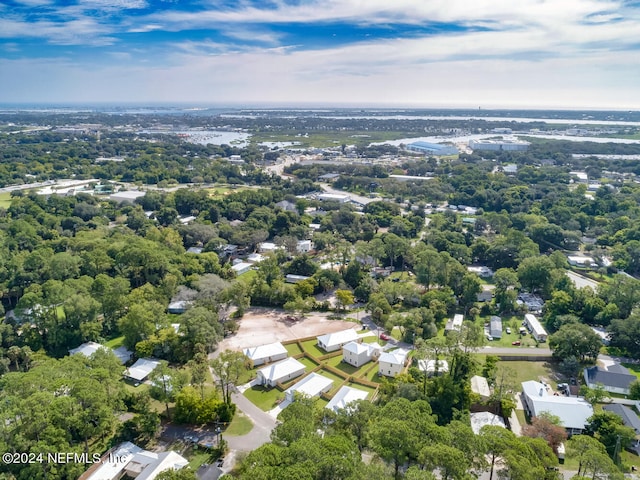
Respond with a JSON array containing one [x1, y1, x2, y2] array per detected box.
[[217, 308, 357, 352]]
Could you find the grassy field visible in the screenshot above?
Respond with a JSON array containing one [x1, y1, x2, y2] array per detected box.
[[300, 339, 327, 359], [225, 412, 253, 436], [285, 342, 303, 356], [0, 192, 12, 209], [105, 335, 125, 349], [244, 385, 284, 411]]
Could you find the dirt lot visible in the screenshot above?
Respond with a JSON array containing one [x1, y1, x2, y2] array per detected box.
[[217, 308, 358, 351]]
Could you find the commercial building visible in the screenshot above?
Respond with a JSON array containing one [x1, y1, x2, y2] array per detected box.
[[469, 138, 530, 151], [406, 141, 458, 156]]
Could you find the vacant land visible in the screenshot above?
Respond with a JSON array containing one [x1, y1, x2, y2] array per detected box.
[[217, 308, 357, 352]]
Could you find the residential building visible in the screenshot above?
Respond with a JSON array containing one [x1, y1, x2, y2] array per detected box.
[[124, 358, 161, 383], [79, 441, 188, 480], [244, 341, 288, 367], [342, 341, 382, 368], [284, 372, 334, 402], [583, 364, 636, 395], [417, 359, 449, 376], [490, 316, 502, 339], [602, 404, 640, 452], [231, 262, 252, 276], [524, 314, 548, 342], [378, 349, 409, 377], [471, 375, 491, 400], [69, 342, 132, 365], [317, 329, 360, 352], [325, 386, 369, 413], [470, 412, 506, 435], [521, 380, 593, 435], [256, 357, 306, 387], [445, 314, 464, 333]]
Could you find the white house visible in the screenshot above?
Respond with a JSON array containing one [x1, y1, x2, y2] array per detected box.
[[445, 314, 464, 333], [583, 364, 636, 395], [521, 380, 594, 435], [470, 412, 506, 435], [342, 341, 382, 368], [231, 262, 252, 276], [378, 349, 409, 377], [524, 314, 548, 342], [79, 441, 188, 480], [124, 358, 161, 383], [244, 341, 288, 367], [325, 386, 369, 413], [317, 329, 360, 352], [256, 357, 306, 387], [417, 359, 449, 376], [471, 375, 491, 400], [284, 372, 334, 402], [296, 240, 313, 253]]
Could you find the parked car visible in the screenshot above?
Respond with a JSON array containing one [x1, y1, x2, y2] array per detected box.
[[512, 341, 521, 346]]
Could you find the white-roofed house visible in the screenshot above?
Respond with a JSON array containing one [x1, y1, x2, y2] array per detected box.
[[256, 357, 306, 387], [284, 372, 334, 402], [325, 386, 369, 413], [317, 329, 360, 352], [470, 412, 506, 435], [124, 358, 161, 383], [69, 342, 132, 365], [79, 441, 188, 480], [417, 359, 449, 377], [378, 349, 409, 377], [342, 341, 382, 367], [521, 380, 594, 435], [243, 341, 288, 367], [471, 375, 491, 401]]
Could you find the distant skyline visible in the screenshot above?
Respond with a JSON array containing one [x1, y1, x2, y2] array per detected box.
[[1, 0, 639, 109]]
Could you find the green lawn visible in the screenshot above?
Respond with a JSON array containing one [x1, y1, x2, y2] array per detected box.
[[243, 386, 284, 411], [0, 192, 12, 209], [325, 355, 361, 376], [105, 335, 125, 349], [225, 412, 253, 436], [285, 343, 303, 356], [299, 356, 320, 370], [493, 360, 560, 389], [301, 339, 327, 359]]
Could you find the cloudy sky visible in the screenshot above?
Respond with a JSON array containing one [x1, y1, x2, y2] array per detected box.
[[1, 0, 639, 108]]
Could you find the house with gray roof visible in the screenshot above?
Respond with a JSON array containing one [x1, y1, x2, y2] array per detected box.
[[583, 363, 636, 395], [603, 404, 640, 453]]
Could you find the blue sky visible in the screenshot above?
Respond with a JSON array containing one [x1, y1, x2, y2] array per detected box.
[[1, 0, 639, 108]]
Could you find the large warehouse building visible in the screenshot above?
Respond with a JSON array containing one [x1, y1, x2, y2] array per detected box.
[[406, 141, 458, 156]]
